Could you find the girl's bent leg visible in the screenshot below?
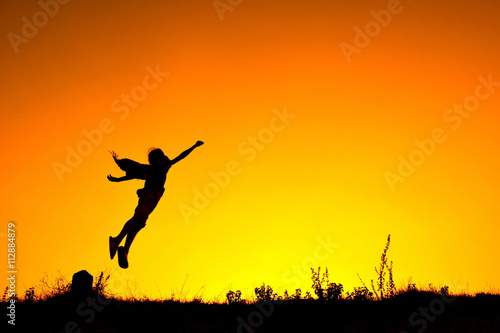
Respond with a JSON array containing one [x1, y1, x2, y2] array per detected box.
[[124, 223, 144, 255], [114, 216, 139, 244]]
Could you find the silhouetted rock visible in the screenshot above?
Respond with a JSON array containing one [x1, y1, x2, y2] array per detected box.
[[71, 270, 93, 300]]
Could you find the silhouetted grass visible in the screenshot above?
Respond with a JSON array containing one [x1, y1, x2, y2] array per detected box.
[[7, 288, 500, 332], [4, 235, 500, 332]]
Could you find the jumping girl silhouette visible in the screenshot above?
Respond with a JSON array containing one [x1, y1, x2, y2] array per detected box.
[[107, 141, 204, 268]]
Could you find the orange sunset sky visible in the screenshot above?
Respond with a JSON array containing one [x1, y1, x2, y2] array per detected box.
[[1, 0, 499, 301]]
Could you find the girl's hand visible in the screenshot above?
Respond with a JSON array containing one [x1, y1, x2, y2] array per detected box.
[[107, 174, 120, 182]]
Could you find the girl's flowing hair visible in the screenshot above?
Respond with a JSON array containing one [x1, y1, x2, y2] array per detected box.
[[148, 147, 169, 163], [148, 147, 159, 155]]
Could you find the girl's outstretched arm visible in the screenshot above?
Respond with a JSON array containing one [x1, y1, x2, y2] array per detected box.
[[107, 174, 133, 182], [171, 141, 204, 165]]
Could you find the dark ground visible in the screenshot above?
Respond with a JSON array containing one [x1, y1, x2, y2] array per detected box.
[[6, 292, 500, 333]]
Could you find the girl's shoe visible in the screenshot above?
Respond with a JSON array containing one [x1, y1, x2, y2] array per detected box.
[[118, 247, 129, 269], [109, 237, 119, 260]]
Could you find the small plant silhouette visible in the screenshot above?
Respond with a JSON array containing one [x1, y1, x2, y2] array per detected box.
[[440, 285, 450, 297], [254, 284, 278, 302], [346, 286, 373, 301], [226, 290, 243, 304], [2, 287, 8, 302], [24, 287, 37, 303], [311, 267, 343, 300], [371, 234, 396, 300], [283, 288, 302, 301], [405, 283, 418, 293], [38, 273, 71, 299], [93, 271, 111, 297]]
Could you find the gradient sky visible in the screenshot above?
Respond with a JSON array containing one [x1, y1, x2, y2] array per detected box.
[[1, 0, 499, 301]]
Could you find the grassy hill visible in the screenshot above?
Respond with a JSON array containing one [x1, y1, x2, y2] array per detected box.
[[7, 291, 500, 333], [5, 237, 499, 332]]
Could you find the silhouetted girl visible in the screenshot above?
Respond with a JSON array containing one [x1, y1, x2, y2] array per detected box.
[[107, 141, 204, 268]]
